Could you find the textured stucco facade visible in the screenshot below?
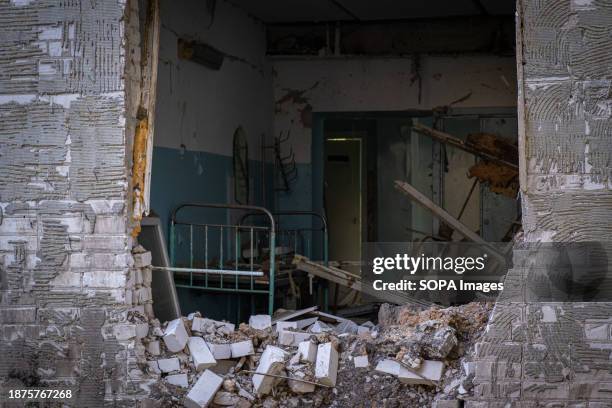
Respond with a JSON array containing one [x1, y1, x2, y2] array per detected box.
[[470, 0, 612, 406], [0, 0, 152, 405]]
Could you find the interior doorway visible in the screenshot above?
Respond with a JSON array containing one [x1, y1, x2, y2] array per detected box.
[[324, 138, 363, 264]]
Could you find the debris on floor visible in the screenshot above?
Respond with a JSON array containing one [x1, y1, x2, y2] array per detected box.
[[142, 302, 493, 407]]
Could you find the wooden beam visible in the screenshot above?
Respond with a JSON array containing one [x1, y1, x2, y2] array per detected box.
[[293, 255, 434, 307], [393, 180, 505, 262], [412, 122, 518, 170]]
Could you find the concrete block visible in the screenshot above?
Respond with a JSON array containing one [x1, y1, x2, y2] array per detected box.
[[163, 318, 189, 352], [276, 321, 298, 333], [146, 340, 161, 356], [399, 360, 444, 384], [157, 357, 180, 373], [230, 340, 254, 358], [354, 355, 369, 368], [541, 305, 557, 322], [585, 323, 609, 340], [133, 251, 152, 268], [192, 317, 235, 335], [113, 324, 136, 340], [297, 340, 317, 363], [142, 267, 152, 285], [166, 373, 189, 388], [253, 345, 288, 395], [83, 270, 126, 288], [206, 342, 232, 360], [184, 369, 223, 408], [375, 359, 444, 384], [188, 337, 216, 371], [0, 307, 37, 324], [279, 330, 312, 347], [135, 322, 149, 339], [147, 361, 160, 374], [315, 342, 339, 386], [288, 370, 316, 393], [249, 314, 272, 330], [357, 325, 371, 335], [309, 321, 332, 333], [375, 359, 399, 376]]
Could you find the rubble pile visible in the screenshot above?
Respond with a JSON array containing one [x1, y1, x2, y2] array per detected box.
[[139, 301, 492, 407]]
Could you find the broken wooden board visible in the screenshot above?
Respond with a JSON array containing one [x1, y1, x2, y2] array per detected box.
[[412, 122, 518, 169], [271, 306, 318, 325], [394, 181, 505, 262], [293, 255, 434, 307]]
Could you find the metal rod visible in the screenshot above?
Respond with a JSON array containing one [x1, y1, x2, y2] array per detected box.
[[174, 285, 269, 295], [240, 370, 332, 388], [220, 226, 224, 289], [235, 226, 239, 289], [153, 266, 264, 277]]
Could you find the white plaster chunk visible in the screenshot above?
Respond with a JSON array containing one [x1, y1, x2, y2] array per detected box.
[[230, 340, 255, 358], [309, 321, 332, 333], [163, 318, 189, 352], [279, 330, 312, 347], [253, 345, 288, 395], [166, 373, 189, 388], [192, 317, 235, 334], [399, 360, 444, 384], [206, 342, 232, 360], [354, 355, 369, 368], [188, 337, 216, 371], [315, 342, 339, 387], [297, 340, 317, 363], [184, 369, 223, 408], [157, 357, 180, 373], [249, 314, 272, 330], [357, 325, 371, 335], [276, 321, 298, 333], [146, 340, 161, 356], [375, 359, 444, 384]]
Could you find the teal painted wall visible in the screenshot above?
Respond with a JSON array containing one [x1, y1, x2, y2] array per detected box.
[[149, 146, 272, 321]]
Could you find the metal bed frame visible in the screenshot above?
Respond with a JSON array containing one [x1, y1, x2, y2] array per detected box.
[[167, 203, 328, 315]]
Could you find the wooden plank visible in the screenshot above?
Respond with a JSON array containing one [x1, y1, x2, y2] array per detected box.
[[412, 123, 518, 170], [271, 305, 318, 324], [393, 180, 505, 262], [293, 255, 433, 307]]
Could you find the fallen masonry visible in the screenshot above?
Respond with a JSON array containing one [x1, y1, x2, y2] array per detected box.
[[142, 302, 493, 407]]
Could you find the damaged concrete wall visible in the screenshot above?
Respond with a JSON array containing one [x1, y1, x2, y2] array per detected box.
[[518, 0, 612, 241], [470, 1, 612, 405], [150, 0, 274, 228], [0, 0, 152, 404], [272, 55, 517, 217]]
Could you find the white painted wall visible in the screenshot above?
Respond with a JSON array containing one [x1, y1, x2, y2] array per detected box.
[[273, 55, 517, 163], [154, 0, 273, 157]]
